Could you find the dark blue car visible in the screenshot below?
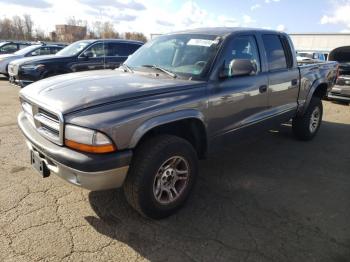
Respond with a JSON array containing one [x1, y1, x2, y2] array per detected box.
[[8, 39, 143, 86]]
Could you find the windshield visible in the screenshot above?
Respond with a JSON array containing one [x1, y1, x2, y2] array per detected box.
[[125, 34, 220, 79], [14, 45, 41, 55], [0, 42, 7, 47], [56, 41, 90, 56]]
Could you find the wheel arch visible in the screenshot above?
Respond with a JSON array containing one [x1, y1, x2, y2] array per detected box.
[[129, 110, 208, 159], [300, 81, 329, 115]]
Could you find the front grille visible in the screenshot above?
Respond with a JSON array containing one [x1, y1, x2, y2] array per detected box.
[[22, 100, 63, 145], [38, 108, 59, 122]]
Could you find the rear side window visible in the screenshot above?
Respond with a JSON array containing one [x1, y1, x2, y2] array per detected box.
[[280, 36, 294, 68], [39, 47, 51, 55], [107, 43, 141, 57], [50, 47, 63, 54], [0, 43, 18, 53], [262, 34, 289, 71]]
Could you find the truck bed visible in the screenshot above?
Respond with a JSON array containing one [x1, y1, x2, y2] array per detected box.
[[297, 61, 338, 108]]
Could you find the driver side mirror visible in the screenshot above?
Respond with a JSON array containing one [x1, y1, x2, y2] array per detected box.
[[81, 50, 94, 59], [219, 59, 256, 79]]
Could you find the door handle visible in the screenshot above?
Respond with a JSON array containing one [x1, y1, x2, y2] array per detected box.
[[259, 85, 268, 93], [291, 79, 298, 86]]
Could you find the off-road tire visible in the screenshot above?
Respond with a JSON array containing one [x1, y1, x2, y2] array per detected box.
[[292, 97, 323, 141], [124, 135, 198, 219]]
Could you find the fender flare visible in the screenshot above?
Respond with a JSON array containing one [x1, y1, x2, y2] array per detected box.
[[299, 79, 328, 115], [128, 109, 206, 148]]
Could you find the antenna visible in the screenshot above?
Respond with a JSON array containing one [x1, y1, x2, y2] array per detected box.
[[98, 8, 106, 69]]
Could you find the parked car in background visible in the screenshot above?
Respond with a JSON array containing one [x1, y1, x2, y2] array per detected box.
[[297, 51, 326, 64], [8, 39, 143, 87], [17, 28, 338, 219], [0, 41, 31, 54], [327, 46, 350, 104], [297, 51, 326, 61], [328, 75, 350, 104], [0, 44, 65, 77]]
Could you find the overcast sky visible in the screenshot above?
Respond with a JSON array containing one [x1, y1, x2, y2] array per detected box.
[[1, 0, 350, 37]]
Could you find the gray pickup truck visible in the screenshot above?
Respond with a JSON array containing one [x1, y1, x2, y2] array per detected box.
[[18, 28, 338, 219]]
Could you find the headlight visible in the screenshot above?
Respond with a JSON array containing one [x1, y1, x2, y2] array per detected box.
[[65, 125, 117, 154], [21, 64, 45, 70]]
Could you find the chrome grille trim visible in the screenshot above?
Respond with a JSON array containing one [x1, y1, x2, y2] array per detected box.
[[34, 114, 60, 131], [21, 98, 64, 145]]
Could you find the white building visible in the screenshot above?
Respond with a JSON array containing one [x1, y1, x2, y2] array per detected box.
[[290, 33, 350, 53]]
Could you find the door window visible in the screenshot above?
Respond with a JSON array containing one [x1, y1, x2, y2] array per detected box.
[[50, 47, 62, 54], [262, 34, 289, 71], [39, 47, 51, 55], [222, 36, 260, 77], [85, 43, 106, 57], [0, 44, 18, 53], [107, 43, 141, 57], [19, 44, 29, 49]]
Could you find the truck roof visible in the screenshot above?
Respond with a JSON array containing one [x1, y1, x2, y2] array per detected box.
[[74, 39, 144, 45], [170, 27, 285, 37]]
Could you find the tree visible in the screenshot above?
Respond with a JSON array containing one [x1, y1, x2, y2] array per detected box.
[[34, 28, 49, 41], [125, 32, 147, 42], [23, 14, 34, 40], [12, 16, 25, 40], [101, 22, 119, 38], [66, 16, 87, 27], [90, 21, 119, 39], [0, 14, 35, 41], [0, 15, 148, 43], [0, 18, 14, 39]]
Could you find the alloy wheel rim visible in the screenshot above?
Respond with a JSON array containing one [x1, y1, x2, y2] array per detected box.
[[153, 156, 190, 205], [309, 106, 321, 133]]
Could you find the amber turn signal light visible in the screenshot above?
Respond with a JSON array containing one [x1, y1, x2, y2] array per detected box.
[[65, 139, 117, 154]]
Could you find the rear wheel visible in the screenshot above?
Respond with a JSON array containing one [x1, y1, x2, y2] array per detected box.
[[292, 97, 323, 141], [124, 135, 198, 219]]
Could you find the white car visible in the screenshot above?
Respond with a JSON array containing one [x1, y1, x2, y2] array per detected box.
[[0, 44, 64, 77], [297, 51, 326, 61]]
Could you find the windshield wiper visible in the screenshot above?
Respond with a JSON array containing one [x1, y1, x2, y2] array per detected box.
[[141, 64, 177, 78], [121, 63, 134, 73]]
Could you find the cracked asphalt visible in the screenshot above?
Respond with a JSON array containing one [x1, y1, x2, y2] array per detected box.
[[0, 76, 349, 262]]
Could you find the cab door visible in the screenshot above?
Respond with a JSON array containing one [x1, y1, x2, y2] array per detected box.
[[207, 34, 269, 147], [74, 42, 106, 72], [261, 34, 299, 120]]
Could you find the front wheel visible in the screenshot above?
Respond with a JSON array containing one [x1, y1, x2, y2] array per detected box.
[[124, 135, 198, 219], [292, 97, 323, 141]]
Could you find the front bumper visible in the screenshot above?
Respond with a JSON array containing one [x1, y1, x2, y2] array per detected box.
[[18, 112, 132, 191], [0, 61, 8, 74], [9, 76, 33, 87], [9, 67, 41, 86]]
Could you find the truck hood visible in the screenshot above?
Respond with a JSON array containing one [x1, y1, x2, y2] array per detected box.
[[20, 69, 200, 114]]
